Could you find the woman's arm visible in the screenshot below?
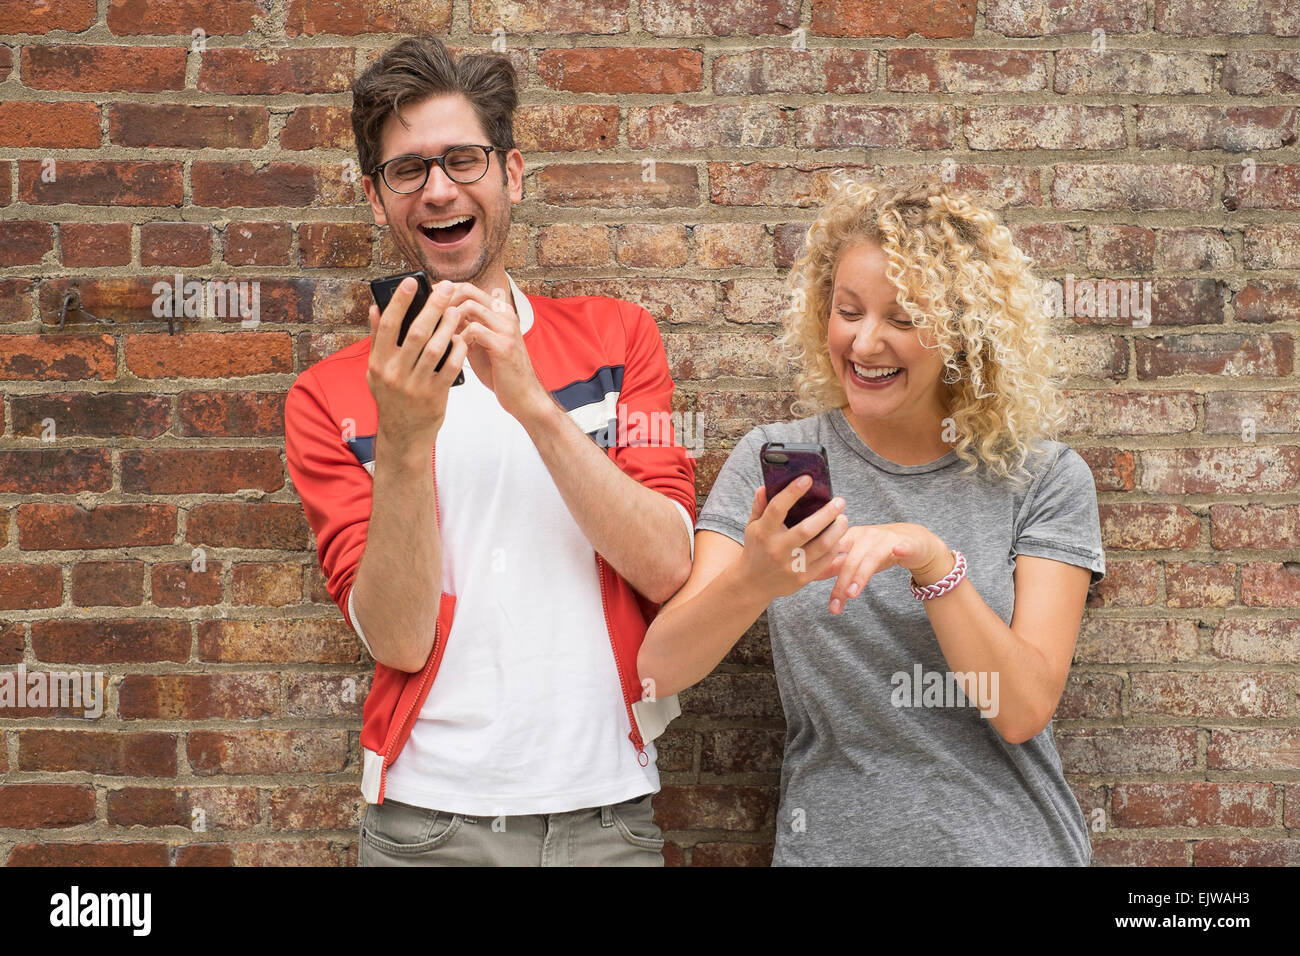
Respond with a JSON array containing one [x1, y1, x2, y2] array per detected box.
[[826, 526, 1092, 744], [923, 554, 1091, 745], [638, 477, 848, 699]]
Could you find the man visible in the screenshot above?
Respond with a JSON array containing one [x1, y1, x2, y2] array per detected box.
[[283, 35, 696, 866]]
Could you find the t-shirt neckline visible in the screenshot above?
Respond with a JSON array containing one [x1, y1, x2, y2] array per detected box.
[[828, 407, 960, 475]]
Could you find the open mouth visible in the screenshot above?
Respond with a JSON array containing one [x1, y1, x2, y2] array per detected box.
[[418, 215, 476, 247], [850, 362, 903, 387]]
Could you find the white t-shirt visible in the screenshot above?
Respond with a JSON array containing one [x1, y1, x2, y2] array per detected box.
[[377, 274, 662, 815]]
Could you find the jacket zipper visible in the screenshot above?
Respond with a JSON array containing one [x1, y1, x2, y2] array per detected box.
[[379, 443, 443, 801], [598, 552, 647, 766]]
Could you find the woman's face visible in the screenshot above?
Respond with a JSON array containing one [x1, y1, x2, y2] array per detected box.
[[826, 240, 950, 431]]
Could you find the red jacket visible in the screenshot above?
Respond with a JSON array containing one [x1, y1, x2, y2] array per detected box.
[[284, 283, 696, 804]]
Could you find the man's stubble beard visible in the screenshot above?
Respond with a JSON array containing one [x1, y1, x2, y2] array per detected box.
[[387, 181, 511, 287]]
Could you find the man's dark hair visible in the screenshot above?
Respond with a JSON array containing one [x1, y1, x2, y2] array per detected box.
[[351, 35, 518, 182]]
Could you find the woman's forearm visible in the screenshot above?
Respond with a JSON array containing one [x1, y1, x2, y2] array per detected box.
[[920, 578, 1057, 744], [638, 561, 773, 698]]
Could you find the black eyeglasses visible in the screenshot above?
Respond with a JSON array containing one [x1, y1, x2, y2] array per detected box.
[[372, 144, 497, 193]]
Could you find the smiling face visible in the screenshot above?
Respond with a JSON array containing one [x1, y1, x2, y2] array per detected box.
[[361, 92, 523, 288], [827, 240, 952, 451]]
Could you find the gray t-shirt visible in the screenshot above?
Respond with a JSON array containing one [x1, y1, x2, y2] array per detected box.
[[696, 408, 1106, 866]]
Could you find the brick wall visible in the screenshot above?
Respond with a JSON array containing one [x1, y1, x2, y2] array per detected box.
[[0, 0, 1297, 866]]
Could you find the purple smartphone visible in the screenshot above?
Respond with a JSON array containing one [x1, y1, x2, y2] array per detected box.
[[760, 441, 833, 529]]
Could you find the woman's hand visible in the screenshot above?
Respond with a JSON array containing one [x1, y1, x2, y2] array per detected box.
[[738, 476, 849, 603], [826, 523, 953, 614]]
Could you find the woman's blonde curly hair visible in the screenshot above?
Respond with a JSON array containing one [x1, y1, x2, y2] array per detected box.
[[779, 174, 1067, 483]]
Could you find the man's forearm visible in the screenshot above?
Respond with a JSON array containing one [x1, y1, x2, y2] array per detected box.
[[350, 432, 443, 673], [519, 399, 690, 603]]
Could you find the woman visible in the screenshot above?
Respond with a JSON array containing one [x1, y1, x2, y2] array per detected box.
[[639, 177, 1106, 865]]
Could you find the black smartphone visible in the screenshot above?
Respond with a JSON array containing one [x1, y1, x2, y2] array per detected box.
[[369, 270, 464, 386], [760, 441, 834, 529]]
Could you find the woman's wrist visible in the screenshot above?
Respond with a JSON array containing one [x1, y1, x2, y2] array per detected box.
[[909, 536, 956, 588]]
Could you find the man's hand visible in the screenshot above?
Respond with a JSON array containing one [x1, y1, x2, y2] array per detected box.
[[366, 276, 467, 455], [444, 282, 552, 422]]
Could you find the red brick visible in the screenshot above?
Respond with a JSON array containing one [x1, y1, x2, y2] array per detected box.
[[653, 785, 774, 831], [1234, 280, 1300, 324], [177, 840, 337, 866], [614, 224, 689, 268], [122, 448, 283, 495], [8, 843, 170, 866], [537, 48, 701, 93], [120, 674, 277, 720], [0, 102, 100, 148], [299, 222, 372, 269], [1051, 163, 1215, 211], [469, 0, 628, 34], [1055, 50, 1211, 94], [1138, 446, 1300, 495], [18, 729, 177, 775], [1055, 672, 1123, 718], [232, 562, 302, 606], [1211, 504, 1300, 549], [71, 560, 145, 607], [22, 44, 186, 91], [537, 224, 611, 267], [1076, 447, 1136, 491], [1061, 389, 1196, 437], [1208, 729, 1300, 771], [1090, 840, 1189, 866], [149, 561, 224, 607], [1136, 333, 1293, 379], [197, 618, 358, 664], [287, 0, 451, 34], [1159, 226, 1234, 271], [11, 392, 169, 439], [550, 278, 713, 325], [285, 673, 368, 718], [280, 106, 355, 151], [515, 104, 620, 153], [107, 0, 270, 34], [0, 222, 55, 266], [812, 0, 974, 37], [59, 221, 132, 267], [198, 47, 353, 94], [1056, 727, 1199, 774], [1114, 782, 1274, 828], [192, 162, 320, 208], [187, 729, 348, 774], [690, 843, 774, 866], [17, 503, 175, 550], [0, 0, 97, 33], [1165, 562, 1235, 607], [1242, 562, 1300, 606], [1244, 224, 1300, 269], [0, 279, 34, 323], [223, 221, 292, 266], [32, 619, 189, 663], [796, 105, 953, 149], [1098, 504, 1201, 551], [1130, 671, 1288, 718], [699, 729, 784, 774], [988, 0, 1144, 36], [887, 48, 1046, 93], [1192, 840, 1300, 866], [965, 105, 1125, 150], [1221, 50, 1300, 95], [714, 49, 877, 95], [1085, 225, 1155, 272], [0, 784, 96, 827], [140, 222, 213, 267], [534, 163, 699, 208], [177, 390, 285, 437], [110, 104, 267, 150], [18, 160, 183, 207], [0, 449, 110, 494], [124, 331, 292, 378], [1155, 0, 1300, 36], [0, 563, 61, 610], [1139, 106, 1297, 151], [107, 786, 260, 828], [1074, 618, 1199, 663], [1225, 163, 1300, 212], [269, 785, 364, 829], [185, 502, 310, 549]]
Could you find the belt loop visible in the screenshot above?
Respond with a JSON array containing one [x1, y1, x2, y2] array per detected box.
[[600, 804, 613, 827]]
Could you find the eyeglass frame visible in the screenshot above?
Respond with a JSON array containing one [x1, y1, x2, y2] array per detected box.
[[370, 144, 499, 194]]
